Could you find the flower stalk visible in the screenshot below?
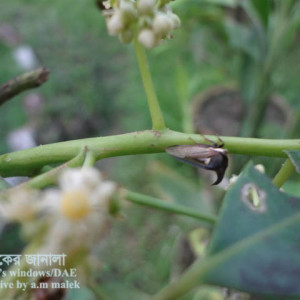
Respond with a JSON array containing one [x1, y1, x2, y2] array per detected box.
[[134, 39, 166, 130]]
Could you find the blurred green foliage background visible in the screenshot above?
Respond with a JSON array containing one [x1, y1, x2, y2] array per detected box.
[[1, 0, 300, 299]]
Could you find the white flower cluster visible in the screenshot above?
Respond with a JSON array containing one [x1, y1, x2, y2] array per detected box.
[[104, 0, 181, 49], [0, 167, 117, 254], [0, 188, 42, 223]]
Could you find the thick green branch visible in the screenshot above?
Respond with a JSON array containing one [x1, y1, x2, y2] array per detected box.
[[0, 129, 299, 177], [0, 67, 49, 105], [27, 147, 88, 189]]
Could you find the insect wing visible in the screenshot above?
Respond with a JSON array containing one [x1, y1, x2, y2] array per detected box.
[[166, 145, 211, 159], [169, 155, 210, 169]]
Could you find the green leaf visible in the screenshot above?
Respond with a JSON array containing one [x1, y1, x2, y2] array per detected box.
[[201, 0, 237, 7], [283, 180, 300, 198], [250, 0, 270, 28], [284, 150, 300, 174], [206, 163, 300, 296], [224, 21, 261, 62], [173, 0, 238, 9]]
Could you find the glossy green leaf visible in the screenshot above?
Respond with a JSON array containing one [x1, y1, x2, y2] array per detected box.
[[205, 163, 300, 296], [284, 150, 300, 174]]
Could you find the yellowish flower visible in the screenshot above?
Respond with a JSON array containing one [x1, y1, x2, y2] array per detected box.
[[40, 167, 117, 253]]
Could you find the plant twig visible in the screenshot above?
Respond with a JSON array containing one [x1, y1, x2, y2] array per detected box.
[[1, 147, 89, 192], [0, 67, 49, 105], [124, 190, 217, 224], [83, 150, 96, 168], [26, 147, 89, 189], [134, 39, 166, 130], [272, 158, 295, 188]]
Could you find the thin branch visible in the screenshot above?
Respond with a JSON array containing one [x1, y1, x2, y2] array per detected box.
[[134, 39, 166, 130], [273, 158, 295, 188], [0, 67, 49, 105], [124, 190, 217, 224]]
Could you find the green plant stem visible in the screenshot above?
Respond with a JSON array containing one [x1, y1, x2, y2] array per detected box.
[[240, 70, 270, 138], [124, 190, 217, 224], [134, 38, 166, 130], [272, 159, 295, 188], [152, 212, 300, 300], [240, 1, 296, 138], [83, 149, 96, 168], [0, 129, 299, 177], [26, 147, 88, 189], [0, 148, 88, 194]]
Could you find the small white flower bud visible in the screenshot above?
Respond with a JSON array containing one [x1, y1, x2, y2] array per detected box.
[[152, 13, 172, 37], [138, 15, 153, 28], [60, 167, 102, 192], [169, 13, 181, 29], [2, 188, 41, 222], [159, 4, 171, 14], [93, 181, 117, 209], [138, 28, 157, 49], [254, 164, 265, 174], [226, 174, 239, 190], [137, 0, 155, 15], [120, 1, 137, 23], [106, 10, 124, 35]]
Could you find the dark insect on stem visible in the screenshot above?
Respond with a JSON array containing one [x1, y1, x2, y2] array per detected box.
[[166, 136, 228, 185]]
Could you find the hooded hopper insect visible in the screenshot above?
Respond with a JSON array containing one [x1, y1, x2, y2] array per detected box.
[[166, 136, 228, 185]]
